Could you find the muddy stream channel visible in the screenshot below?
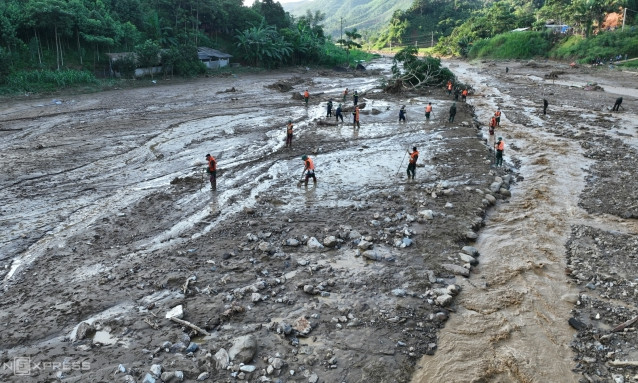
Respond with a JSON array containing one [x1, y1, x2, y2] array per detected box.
[[413, 61, 638, 382]]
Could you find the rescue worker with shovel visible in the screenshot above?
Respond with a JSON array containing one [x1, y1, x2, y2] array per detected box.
[[300, 155, 316, 185], [205, 154, 217, 190]]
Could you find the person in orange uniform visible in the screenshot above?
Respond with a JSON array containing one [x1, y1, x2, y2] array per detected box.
[[461, 88, 468, 102], [285, 120, 294, 148], [303, 89, 309, 107], [352, 105, 360, 129], [406, 146, 419, 179], [205, 153, 217, 190], [301, 155, 316, 185], [495, 137, 505, 167], [343, 88, 348, 102], [425, 102, 433, 120], [494, 108, 501, 125], [489, 115, 497, 142], [446, 81, 453, 96]]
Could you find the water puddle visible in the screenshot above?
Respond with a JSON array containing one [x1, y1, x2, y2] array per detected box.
[[92, 330, 118, 346]]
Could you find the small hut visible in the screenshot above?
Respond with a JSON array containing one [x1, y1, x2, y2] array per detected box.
[[197, 47, 232, 69]]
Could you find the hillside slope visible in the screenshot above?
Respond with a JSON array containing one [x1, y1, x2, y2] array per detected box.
[[284, 0, 413, 37]]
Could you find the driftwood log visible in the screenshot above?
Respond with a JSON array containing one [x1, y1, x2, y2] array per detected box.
[[611, 315, 638, 332], [608, 360, 638, 367], [169, 316, 210, 336]]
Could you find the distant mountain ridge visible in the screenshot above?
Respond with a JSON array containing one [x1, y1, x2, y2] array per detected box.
[[283, 0, 414, 38]]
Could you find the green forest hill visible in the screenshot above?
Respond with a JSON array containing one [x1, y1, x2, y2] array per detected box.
[[1, 0, 637, 95], [283, 0, 413, 39]]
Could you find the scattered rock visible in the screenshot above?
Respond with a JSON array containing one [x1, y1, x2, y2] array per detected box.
[[150, 364, 162, 377], [442, 263, 470, 277], [285, 238, 300, 247], [166, 305, 184, 319], [461, 246, 479, 257], [306, 237, 324, 249], [459, 252, 478, 266], [228, 335, 258, 363], [419, 210, 434, 220], [292, 316, 313, 336], [362, 249, 383, 261], [214, 348, 230, 370], [323, 236, 338, 247], [75, 322, 95, 341]]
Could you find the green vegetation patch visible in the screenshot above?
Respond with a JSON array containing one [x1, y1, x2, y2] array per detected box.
[[3, 70, 98, 94], [468, 31, 550, 59], [550, 30, 638, 64]]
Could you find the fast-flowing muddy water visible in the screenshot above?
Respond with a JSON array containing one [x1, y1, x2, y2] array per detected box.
[[413, 60, 638, 383]]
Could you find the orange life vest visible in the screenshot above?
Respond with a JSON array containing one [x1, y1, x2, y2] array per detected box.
[[447, 83, 452, 90], [304, 157, 315, 171], [490, 117, 496, 127], [462, 89, 468, 96], [208, 156, 217, 172], [409, 150, 419, 164], [354, 107, 360, 121], [495, 110, 501, 117], [425, 105, 432, 113], [304, 91, 309, 98], [497, 141, 505, 151]]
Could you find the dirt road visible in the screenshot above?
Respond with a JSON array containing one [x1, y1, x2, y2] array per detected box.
[[0, 58, 636, 383]]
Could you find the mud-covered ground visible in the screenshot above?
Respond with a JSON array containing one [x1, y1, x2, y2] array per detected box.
[[0, 57, 636, 383], [0, 59, 503, 383]]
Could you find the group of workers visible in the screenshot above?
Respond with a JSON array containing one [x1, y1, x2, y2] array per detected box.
[[446, 80, 469, 102], [206, 78, 632, 190]]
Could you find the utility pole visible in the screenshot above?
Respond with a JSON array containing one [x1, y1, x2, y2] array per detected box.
[[431, 31, 434, 47], [340, 17, 343, 43], [415, 40, 418, 48], [622, 7, 626, 31]]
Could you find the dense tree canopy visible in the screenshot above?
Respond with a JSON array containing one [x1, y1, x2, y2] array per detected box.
[[0, 0, 351, 85]]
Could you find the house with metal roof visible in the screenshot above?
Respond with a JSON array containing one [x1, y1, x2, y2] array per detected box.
[[197, 47, 232, 69]]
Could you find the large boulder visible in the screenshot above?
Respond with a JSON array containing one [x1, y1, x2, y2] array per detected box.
[[228, 335, 257, 364]]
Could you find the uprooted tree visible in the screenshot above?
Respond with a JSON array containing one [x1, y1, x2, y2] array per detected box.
[[386, 46, 455, 93]]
